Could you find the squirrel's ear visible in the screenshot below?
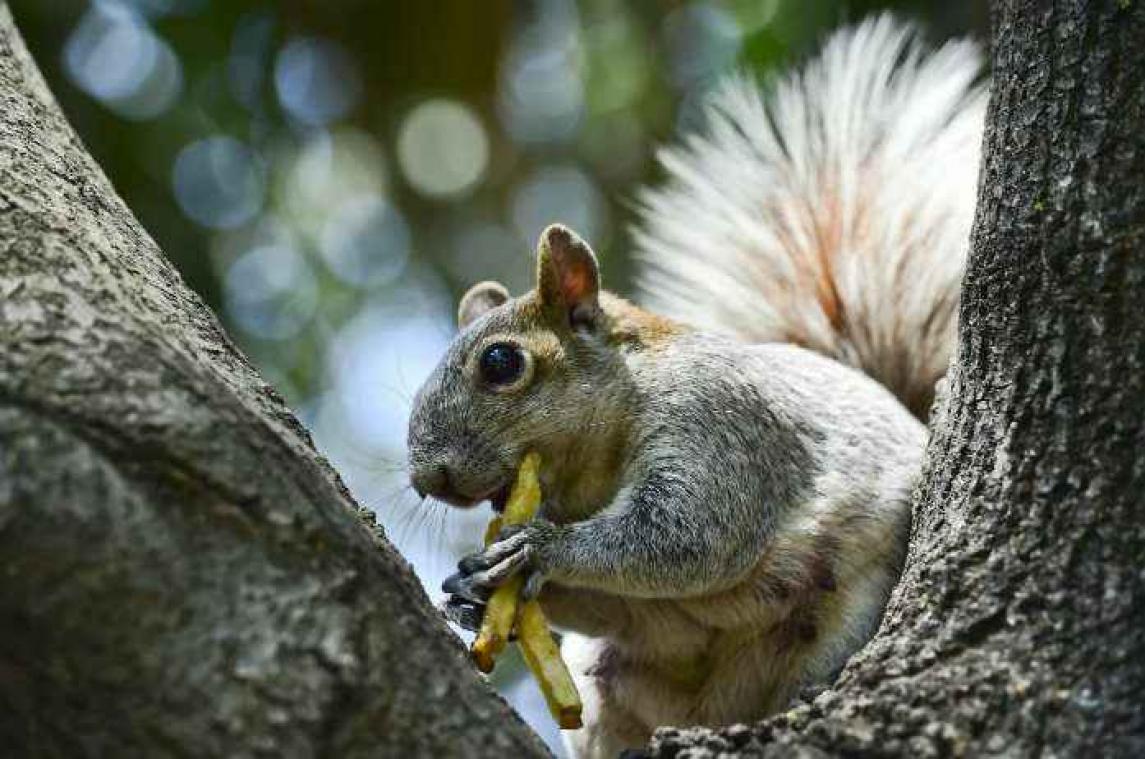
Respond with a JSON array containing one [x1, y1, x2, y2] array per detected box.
[[458, 281, 510, 329], [536, 224, 601, 330]]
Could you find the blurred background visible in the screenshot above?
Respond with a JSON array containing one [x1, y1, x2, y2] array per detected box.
[[10, 0, 986, 751]]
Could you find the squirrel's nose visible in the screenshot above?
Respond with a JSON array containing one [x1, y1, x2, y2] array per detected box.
[[411, 463, 450, 501], [410, 462, 484, 508]]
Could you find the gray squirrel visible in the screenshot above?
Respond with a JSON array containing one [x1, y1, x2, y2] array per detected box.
[[406, 16, 986, 758]]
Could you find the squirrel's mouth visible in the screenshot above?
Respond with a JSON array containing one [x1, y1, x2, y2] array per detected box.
[[436, 481, 511, 511]]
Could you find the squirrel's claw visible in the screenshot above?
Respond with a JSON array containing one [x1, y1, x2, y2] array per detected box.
[[451, 545, 533, 599], [457, 524, 528, 574], [443, 520, 558, 631], [441, 595, 522, 641], [440, 595, 485, 632], [442, 571, 487, 603], [448, 522, 548, 600]]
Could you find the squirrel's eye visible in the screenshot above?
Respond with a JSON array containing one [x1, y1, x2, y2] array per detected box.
[[479, 343, 526, 387]]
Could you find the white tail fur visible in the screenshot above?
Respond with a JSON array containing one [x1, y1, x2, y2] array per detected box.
[[633, 15, 986, 418]]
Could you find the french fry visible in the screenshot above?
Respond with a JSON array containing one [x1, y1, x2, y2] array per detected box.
[[470, 452, 541, 672], [517, 599, 584, 729], [469, 452, 583, 729], [470, 515, 511, 672], [470, 573, 522, 673]]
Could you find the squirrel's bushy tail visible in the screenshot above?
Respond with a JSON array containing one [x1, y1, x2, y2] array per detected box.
[[633, 15, 986, 419]]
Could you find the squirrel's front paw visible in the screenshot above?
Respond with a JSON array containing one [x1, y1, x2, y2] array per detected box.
[[442, 520, 559, 603], [440, 595, 485, 633]]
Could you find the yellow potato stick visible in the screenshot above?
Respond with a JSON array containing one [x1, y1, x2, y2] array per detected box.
[[517, 599, 584, 729], [502, 451, 543, 525], [482, 516, 504, 547], [470, 453, 540, 672], [468, 452, 583, 729], [470, 575, 521, 673]]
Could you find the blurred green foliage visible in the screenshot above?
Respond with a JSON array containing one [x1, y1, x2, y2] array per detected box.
[[10, 0, 985, 408]]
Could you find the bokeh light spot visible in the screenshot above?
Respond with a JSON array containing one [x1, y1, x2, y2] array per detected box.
[[319, 281, 455, 455], [63, 1, 183, 120], [397, 100, 490, 200], [446, 221, 529, 293], [662, 2, 742, 89], [510, 165, 607, 248], [274, 36, 362, 126], [320, 195, 411, 287], [224, 244, 318, 340], [498, 7, 585, 146], [283, 129, 389, 229], [172, 136, 265, 229]]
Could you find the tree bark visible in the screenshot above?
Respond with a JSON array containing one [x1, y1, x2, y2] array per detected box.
[[0, 4, 547, 757], [646, 1, 1145, 755]]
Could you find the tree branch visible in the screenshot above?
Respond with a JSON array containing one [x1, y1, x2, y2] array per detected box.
[[0, 4, 547, 755]]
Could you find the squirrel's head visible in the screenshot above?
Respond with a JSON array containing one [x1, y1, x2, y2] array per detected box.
[[407, 224, 625, 508]]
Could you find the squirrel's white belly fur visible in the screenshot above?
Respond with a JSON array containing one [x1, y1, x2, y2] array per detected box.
[[559, 516, 913, 758]]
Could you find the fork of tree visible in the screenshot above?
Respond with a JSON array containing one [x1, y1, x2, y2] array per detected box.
[[1, 1, 1142, 755]]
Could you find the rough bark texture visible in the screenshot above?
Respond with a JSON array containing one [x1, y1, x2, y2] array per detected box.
[[0, 5, 548, 757], [645, 1, 1145, 757]]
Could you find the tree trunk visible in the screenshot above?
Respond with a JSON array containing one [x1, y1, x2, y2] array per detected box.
[[646, 1, 1145, 755], [0, 4, 547, 757]]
